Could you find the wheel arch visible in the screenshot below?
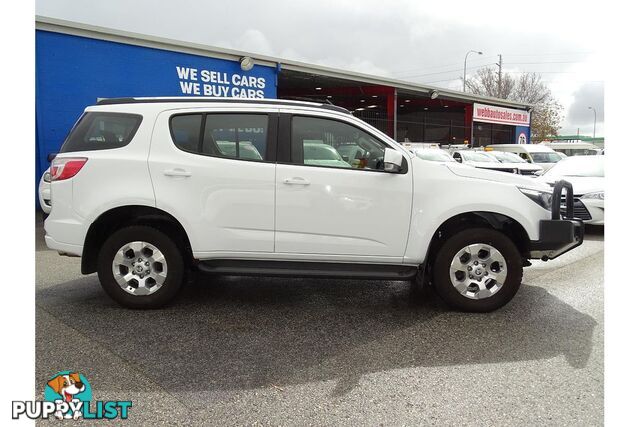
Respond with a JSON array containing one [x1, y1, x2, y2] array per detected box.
[[81, 205, 193, 274], [423, 211, 531, 280]]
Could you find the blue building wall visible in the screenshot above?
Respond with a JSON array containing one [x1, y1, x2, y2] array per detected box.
[[35, 30, 278, 204], [514, 126, 531, 144]]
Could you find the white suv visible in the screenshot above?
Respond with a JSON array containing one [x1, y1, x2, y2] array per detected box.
[[45, 97, 584, 311]]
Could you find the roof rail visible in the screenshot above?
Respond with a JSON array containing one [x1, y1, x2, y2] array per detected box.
[[95, 97, 352, 114]]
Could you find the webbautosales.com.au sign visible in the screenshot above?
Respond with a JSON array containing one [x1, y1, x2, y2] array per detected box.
[[473, 103, 531, 127]]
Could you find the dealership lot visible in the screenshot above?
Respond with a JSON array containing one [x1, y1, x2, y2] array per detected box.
[[36, 220, 603, 425]]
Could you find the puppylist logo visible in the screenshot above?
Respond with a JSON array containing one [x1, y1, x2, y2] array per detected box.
[[12, 371, 132, 420]]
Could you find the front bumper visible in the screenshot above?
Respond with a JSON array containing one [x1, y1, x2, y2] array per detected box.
[[529, 180, 585, 260], [529, 219, 584, 259]]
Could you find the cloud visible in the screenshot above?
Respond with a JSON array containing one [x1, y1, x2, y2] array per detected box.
[[36, 0, 604, 134], [565, 82, 604, 135]]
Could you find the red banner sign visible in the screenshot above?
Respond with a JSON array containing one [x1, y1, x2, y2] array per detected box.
[[473, 103, 530, 127]]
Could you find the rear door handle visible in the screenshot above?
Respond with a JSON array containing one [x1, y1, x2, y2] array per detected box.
[[163, 168, 192, 177], [283, 177, 310, 186]]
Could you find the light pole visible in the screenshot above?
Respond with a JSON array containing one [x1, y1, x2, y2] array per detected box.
[[463, 50, 483, 92], [588, 106, 597, 138]]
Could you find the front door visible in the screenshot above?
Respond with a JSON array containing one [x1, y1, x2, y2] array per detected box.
[[274, 113, 412, 262]]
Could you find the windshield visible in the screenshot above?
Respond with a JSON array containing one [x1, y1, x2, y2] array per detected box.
[[531, 152, 563, 163], [490, 151, 526, 163], [462, 151, 497, 163], [545, 156, 604, 178], [303, 143, 343, 161], [416, 149, 454, 162]]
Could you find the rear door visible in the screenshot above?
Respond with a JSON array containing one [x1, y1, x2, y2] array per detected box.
[[148, 107, 278, 256], [274, 111, 413, 262]]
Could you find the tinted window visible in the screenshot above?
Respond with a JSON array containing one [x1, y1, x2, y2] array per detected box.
[[291, 116, 387, 170], [170, 114, 269, 161], [531, 152, 562, 163], [60, 112, 142, 152], [203, 114, 268, 161], [170, 114, 202, 153]]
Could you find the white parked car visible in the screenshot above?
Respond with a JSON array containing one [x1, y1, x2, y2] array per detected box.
[[543, 142, 600, 157], [541, 155, 604, 225], [45, 97, 584, 311], [488, 144, 564, 171], [485, 150, 544, 176], [38, 168, 52, 215], [414, 148, 456, 162], [451, 150, 517, 174]]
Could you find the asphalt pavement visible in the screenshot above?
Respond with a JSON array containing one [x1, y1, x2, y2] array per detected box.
[[35, 219, 603, 426]]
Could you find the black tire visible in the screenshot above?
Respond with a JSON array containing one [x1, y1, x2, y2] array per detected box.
[[432, 228, 523, 312], [97, 225, 185, 309]]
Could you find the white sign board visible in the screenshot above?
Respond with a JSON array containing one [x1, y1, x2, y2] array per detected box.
[[473, 103, 530, 127]]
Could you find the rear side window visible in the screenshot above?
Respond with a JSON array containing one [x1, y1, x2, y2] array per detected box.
[[60, 112, 142, 153], [203, 114, 268, 161], [170, 115, 202, 153], [170, 113, 269, 162]]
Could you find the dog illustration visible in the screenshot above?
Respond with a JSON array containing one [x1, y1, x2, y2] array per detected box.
[[47, 373, 85, 420]]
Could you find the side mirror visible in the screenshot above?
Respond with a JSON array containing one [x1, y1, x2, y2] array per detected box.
[[383, 148, 403, 173], [455, 157, 462, 163], [47, 152, 57, 162]]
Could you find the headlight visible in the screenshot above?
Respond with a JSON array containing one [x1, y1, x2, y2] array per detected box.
[[581, 191, 604, 200], [518, 187, 553, 210]]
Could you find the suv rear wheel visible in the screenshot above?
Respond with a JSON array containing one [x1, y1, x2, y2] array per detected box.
[[432, 228, 523, 312], [97, 225, 185, 308]]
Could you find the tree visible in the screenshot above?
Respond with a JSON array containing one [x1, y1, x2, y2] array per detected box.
[[465, 68, 563, 142]]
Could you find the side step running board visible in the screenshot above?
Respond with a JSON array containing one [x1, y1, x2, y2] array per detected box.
[[198, 260, 417, 280]]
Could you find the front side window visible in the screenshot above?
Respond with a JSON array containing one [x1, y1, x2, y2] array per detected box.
[[61, 112, 142, 153], [291, 116, 387, 170], [170, 113, 268, 161]]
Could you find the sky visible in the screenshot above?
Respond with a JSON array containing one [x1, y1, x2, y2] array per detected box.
[[36, 0, 605, 136]]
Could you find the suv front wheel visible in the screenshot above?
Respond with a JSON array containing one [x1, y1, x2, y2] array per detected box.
[[97, 225, 185, 308], [432, 228, 523, 312]]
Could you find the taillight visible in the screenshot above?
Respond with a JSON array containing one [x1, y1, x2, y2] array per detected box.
[[50, 158, 88, 181]]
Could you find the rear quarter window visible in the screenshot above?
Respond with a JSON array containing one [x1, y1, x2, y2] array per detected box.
[[60, 112, 142, 153]]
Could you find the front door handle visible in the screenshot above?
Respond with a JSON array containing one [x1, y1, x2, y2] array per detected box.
[[283, 177, 310, 186], [163, 168, 192, 178]]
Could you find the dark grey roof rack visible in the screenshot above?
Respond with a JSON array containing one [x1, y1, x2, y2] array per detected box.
[[96, 97, 351, 115]]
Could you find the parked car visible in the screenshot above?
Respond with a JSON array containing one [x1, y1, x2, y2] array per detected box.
[[485, 150, 544, 176], [543, 142, 600, 157], [541, 155, 604, 225], [451, 150, 517, 173], [488, 144, 564, 171], [414, 148, 456, 162], [38, 168, 52, 216], [45, 97, 583, 312]]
